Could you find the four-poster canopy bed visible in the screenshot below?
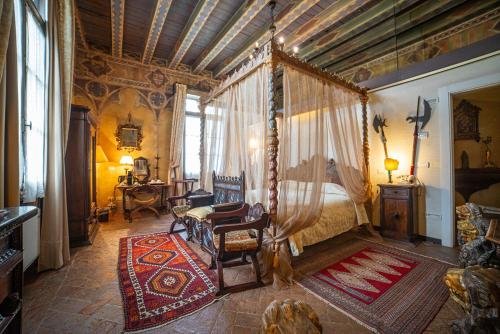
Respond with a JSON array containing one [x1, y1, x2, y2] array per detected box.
[[199, 1, 372, 286]]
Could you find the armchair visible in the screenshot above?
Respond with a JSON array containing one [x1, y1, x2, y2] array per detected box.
[[206, 203, 268, 296]]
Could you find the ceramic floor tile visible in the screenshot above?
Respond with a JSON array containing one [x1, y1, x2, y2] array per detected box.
[[23, 211, 464, 333]]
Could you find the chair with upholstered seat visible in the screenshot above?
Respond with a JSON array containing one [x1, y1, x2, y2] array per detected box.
[[168, 188, 212, 239], [205, 203, 268, 296]]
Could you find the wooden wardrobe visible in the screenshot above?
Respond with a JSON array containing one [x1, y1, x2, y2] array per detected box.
[[65, 104, 98, 246]]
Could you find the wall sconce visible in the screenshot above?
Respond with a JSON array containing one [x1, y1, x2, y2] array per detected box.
[[384, 157, 399, 183]]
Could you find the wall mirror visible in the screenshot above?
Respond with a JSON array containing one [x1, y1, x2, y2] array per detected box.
[[134, 157, 150, 183], [115, 112, 143, 152]]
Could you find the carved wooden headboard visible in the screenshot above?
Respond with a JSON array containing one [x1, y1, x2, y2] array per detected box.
[[211, 171, 246, 204], [283, 158, 342, 185]]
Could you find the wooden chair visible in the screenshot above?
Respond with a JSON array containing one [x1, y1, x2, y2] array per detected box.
[[126, 185, 160, 223], [205, 203, 268, 296], [168, 188, 211, 239]]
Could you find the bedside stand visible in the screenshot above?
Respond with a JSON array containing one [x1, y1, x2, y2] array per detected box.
[[378, 183, 419, 242]]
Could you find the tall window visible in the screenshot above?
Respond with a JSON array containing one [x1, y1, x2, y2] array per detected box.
[[21, 2, 47, 203], [183, 94, 201, 179]]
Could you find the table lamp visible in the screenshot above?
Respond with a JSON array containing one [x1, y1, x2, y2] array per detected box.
[[384, 158, 399, 183], [120, 155, 134, 174]]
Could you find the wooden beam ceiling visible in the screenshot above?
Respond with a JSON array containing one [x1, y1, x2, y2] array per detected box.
[[214, 0, 320, 77], [283, 0, 373, 54], [110, 0, 125, 58], [75, 5, 88, 49], [142, 0, 173, 64], [192, 0, 269, 74], [75, 0, 499, 84], [168, 0, 220, 69]]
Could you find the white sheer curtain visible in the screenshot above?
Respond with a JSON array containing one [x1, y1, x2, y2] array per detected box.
[[261, 65, 369, 287], [22, 10, 46, 202], [169, 83, 186, 182], [202, 65, 269, 203], [327, 86, 370, 225]]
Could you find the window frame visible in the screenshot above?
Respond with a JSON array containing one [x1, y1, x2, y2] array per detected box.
[[20, 0, 47, 203]]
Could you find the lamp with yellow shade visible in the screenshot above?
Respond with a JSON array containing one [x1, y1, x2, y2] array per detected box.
[[384, 158, 399, 183]]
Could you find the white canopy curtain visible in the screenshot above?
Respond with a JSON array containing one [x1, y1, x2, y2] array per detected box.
[[260, 65, 369, 287], [169, 83, 187, 183], [202, 65, 269, 203]]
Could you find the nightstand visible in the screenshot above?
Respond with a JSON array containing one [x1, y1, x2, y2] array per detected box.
[[378, 183, 419, 242]]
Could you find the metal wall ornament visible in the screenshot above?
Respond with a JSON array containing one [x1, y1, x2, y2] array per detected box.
[[454, 99, 481, 142], [115, 113, 143, 152]]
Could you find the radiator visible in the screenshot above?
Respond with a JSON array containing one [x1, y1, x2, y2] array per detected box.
[[22, 211, 40, 271]]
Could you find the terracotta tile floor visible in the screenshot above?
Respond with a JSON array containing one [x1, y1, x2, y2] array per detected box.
[[23, 212, 464, 333]]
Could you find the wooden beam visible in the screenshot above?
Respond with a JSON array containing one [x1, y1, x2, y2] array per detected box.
[[75, 5, 88, 50], [299, 0, 419, 60], [283, 0, 373, 53], [142, 0, 173, 64], [110, 0, 125, 58], [214, 0, 320, 78], [169, 0, 220, 69], [192, 0, 268, 74]]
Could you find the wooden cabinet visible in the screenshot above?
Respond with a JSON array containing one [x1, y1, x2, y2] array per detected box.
[[0, 206, 38, 334], [378, 184, 419, 242], [65, 105, 98, 247]]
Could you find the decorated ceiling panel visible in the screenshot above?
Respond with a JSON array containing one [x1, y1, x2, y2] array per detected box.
[[75, 0, 500, 85]]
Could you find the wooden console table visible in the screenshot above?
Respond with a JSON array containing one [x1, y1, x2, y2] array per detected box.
[[0, 206, 38, 334], [455, 168, 500, 202]]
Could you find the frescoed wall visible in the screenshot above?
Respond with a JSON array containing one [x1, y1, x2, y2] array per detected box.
[[71, 48, 218, 208]]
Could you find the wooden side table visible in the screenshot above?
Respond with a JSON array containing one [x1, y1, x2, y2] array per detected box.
[[378, 184, 419, 242]]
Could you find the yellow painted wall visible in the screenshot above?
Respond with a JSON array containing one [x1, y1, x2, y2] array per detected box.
[[72, 88, 172, 208], [453, 97, 500, 207]]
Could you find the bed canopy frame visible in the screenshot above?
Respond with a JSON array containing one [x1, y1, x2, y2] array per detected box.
[[202, 1, 371, 232]]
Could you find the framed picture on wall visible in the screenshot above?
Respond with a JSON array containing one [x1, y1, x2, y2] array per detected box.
[[115, 113, 143, 152]]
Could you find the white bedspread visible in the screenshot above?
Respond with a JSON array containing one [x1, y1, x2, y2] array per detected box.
[[246, 182, 358, 256]]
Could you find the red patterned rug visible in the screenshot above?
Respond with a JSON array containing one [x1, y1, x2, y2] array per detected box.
[[118, 232, 219, 333], [296, 239, 452, 334]]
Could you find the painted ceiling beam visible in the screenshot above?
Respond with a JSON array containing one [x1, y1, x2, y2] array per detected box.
[[315, 0, 469, 70], [169, 0, 220, 69], [214, 0, 320, 78], [75, 5, 88, 49], [298, 0, 418, 61], [142, 0, 174, 64], [193, 0, 269, 74], [329, 3, 499, 74], [110, 0, 125, 58], [283, 0, 373, 54]]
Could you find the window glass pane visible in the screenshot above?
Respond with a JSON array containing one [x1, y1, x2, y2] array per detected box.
[[186, 94, 200, 113], [22, 10, 46, 202], [184, 116, 200, 179]]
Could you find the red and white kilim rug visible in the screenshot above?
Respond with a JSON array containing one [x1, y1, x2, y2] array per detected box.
[[296, 239, 452, 334], [118, 232, 219, 333]]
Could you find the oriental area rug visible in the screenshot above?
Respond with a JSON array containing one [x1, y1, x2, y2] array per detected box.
[[296, 239, 452, 334], [118, 232, 220, 333]]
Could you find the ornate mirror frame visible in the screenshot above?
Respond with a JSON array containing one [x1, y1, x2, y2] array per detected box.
[[115, 113, 143, 152]]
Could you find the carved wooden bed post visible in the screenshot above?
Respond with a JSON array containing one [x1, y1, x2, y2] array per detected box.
[[199, 100, 206, 188], [268, 42, 279, 235], [360, 92, 376, 229]]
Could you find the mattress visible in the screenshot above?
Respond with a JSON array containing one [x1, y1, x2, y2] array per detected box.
[[246, 182, 358, 256]]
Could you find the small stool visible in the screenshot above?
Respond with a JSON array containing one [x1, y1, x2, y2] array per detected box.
[[261, 299, 322, 334]]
